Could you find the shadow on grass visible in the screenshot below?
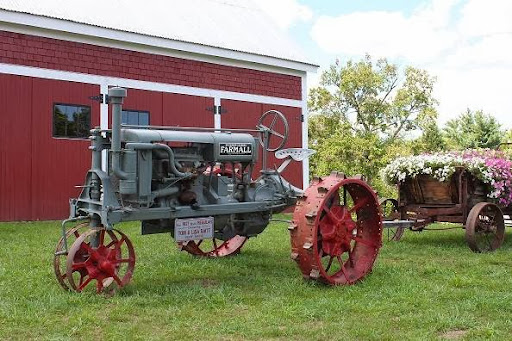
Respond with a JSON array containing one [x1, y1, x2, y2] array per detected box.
[[395, 228, 512, 251]]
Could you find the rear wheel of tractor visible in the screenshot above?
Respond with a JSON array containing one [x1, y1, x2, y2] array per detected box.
[[66, 228, 136, 294], [290, 173, 382, 285], [379, 198, 405, 242], [465, 202, 505, 253], [177, 167, 248, 257]]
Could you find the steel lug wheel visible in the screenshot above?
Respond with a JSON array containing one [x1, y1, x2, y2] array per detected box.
[[290, 173, 382, 285]]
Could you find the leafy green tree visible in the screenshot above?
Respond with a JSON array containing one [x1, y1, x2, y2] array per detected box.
[[309, 55, 438, 143], [444, 109, 502, 149], [309, 120, 383, 179], [411, 121, 446, 153]]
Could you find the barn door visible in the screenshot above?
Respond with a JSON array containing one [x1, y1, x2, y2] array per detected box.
[[220, 99, 303, 187]]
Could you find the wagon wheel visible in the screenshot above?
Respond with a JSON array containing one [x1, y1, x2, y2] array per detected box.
[[465, 202, 505, 253], [379, 198, 405, 242], [257, 110, 289, 152], [178, 167, 248, 257], [53, 222, 90, 290], [290, 172, 382, 285], [66, 228, 136, 293]]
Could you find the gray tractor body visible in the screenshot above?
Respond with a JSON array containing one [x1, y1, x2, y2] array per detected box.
[[69, 87, 303, 241]]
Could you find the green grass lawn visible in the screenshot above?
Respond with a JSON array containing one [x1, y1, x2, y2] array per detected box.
[[1, 216, 512, 340]]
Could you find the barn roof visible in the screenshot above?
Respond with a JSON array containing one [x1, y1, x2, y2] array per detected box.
[[0, 0, 318, 72]]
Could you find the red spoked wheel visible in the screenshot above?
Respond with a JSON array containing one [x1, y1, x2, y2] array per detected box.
[[178, 235, 248, 257], [66, 228, 136, 293], [178, 167, 248, 257], [54, 222, 90, 290], [290, 172, 382, 285]]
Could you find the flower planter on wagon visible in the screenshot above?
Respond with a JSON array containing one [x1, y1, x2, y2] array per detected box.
[[380, 152, 512, 252]]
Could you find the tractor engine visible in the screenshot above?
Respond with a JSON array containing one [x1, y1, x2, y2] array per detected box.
[[122, 129, 292, 239]]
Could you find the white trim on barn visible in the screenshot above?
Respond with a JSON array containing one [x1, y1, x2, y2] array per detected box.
[[213, 97, 221, 130], [301, 74, 310, 189]]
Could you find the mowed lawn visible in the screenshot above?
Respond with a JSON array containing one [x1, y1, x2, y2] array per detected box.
[[1, 216, 512, 340]]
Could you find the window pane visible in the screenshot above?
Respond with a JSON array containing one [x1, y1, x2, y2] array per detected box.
[[53, 104, 91, 138], [127, 111, 138, 125], [139, 112, 149, 126], [121, 110, 150, 126]]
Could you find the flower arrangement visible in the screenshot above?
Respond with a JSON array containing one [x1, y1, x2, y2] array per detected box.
[[381, 150, 512, 206]]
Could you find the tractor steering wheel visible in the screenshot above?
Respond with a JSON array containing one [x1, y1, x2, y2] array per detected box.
[[256, 110, 289, 152]]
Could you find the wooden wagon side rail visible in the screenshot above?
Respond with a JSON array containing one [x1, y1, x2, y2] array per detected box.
[[401, 204, 465, 223]]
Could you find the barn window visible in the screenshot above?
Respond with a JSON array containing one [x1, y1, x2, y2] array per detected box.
[[53, 104, 91, 138], [122, 110, 150, 126]]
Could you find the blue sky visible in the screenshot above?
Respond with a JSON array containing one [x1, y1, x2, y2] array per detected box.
[[257, 0, 512, 130]]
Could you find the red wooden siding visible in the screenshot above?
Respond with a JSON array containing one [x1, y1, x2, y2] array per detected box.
[[0, 31, 302, 100], [0, 74, 33, 220], [221, 99, 303, 188], [0, 74, 100, 221], [162, 93, 214, 127]]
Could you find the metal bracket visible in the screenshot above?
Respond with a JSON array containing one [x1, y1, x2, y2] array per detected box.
[[206, 105, 227, 115], [88, 94, 109, 104]]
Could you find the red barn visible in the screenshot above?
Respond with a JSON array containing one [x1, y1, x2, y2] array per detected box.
[[0, 1, 317, 221]]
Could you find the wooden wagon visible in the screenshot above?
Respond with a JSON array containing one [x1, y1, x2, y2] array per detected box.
[[381, 166, 507, 252]]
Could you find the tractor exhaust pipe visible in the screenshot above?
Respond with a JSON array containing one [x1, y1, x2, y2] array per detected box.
[[108, 87, 129, 179]]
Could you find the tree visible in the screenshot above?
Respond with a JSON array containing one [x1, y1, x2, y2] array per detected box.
[[412, 121, 446, 153], [309, 55, 438, 143], [444, 109, 502, 149], [309, 119, 384, 180]]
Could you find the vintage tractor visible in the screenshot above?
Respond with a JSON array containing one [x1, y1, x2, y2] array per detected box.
[[53, 87, 383, 293]]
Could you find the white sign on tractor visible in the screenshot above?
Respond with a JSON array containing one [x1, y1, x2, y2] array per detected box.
[[174, 217, 214, 242]]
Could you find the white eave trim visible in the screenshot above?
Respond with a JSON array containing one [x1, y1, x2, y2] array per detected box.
[[0, 9, 319, 76]]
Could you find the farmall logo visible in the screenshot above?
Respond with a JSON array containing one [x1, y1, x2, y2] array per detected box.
[[219, 143, 252, 155]]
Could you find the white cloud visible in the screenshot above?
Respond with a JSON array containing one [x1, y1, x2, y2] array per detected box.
[[255, 0, 313, 30], [311, 0, 459, 63], [309, 0, 512, 129], [458, 0, 512, 38]]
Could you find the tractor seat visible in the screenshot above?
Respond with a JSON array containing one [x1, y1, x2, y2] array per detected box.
[[275, 148, 316, 161]]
